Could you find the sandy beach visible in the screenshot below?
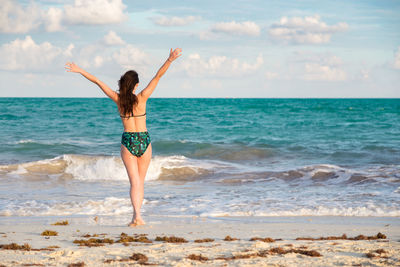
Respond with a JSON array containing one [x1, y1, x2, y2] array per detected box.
[[0, 216, 399, 266]]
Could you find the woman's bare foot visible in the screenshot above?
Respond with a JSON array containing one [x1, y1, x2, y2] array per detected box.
[[134, 217, 146, 226], [127, 217, 146, 227]]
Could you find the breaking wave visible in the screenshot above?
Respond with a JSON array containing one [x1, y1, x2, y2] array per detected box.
[[1, 154, 399, 185]]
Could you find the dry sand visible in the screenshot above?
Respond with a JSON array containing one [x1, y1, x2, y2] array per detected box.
[[0, 216, 399, 266]]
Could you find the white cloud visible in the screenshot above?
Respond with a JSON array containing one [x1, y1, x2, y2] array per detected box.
[[181, 53, 263, 77], [303, 63, 346, 81], [360, 69, 369, 80], [211, 21, 261, 36], [300, 55, 346, 81], [74, 44, 105, 69], [64, 0, 127, 25], [394, 46, 400, 69], [0, 36, 72, 71], [265, 72, 279, 80], [0, 35, 148, 73], [152, 15, 200, 26], [94, 56, 104, 68], [269, 15, 348, 44], [63, 44, 75, 58], [44, 7, 64, 32], [112, 45, 149, 71], [0, 0, 42, 33], [0, 0, 127, 33], [103, 31, 125, 46], [198, 31, 219, 40], [286, 51, 347, 81]]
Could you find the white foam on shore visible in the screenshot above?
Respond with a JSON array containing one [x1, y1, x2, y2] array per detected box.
[[200, 204, 400, 217], [0, 197, 136, 217], [1, 196, 399, 217]]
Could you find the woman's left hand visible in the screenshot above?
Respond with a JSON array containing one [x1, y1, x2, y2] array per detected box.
[[168, 48, 182, 62]]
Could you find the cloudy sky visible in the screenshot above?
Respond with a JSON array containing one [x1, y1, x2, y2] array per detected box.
[[1, 0, 399, 97]]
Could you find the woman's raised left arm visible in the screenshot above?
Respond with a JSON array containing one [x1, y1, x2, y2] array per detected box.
[[139, 48, 182, 101], [65, 62, 118, 103]]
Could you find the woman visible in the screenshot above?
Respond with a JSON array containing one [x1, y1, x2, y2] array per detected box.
[[65, 48, 182, 227]]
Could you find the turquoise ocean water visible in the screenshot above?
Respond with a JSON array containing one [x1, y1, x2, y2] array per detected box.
[[0, 98, 399, 223]]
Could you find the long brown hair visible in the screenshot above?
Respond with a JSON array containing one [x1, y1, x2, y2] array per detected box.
[[118, 70, 139, 116]]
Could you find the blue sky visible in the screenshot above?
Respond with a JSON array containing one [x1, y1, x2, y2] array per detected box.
[[0, 0, 399, 97]]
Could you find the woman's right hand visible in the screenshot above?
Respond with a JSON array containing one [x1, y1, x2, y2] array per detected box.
[[168, 48, 182, 62], [65, 62, 83, 73]]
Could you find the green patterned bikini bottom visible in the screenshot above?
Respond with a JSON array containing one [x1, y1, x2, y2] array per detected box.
[[121, 131, 151, 157]]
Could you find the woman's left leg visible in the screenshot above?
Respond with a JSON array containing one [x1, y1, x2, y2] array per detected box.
[[120, 145, 143, 226], [135, 144, 152, 225]]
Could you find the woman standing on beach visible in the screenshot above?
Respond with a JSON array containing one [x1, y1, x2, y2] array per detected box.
[[65, 48, 182, 227]]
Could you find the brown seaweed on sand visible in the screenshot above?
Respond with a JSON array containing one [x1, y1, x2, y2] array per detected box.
[[46, 245, 60, 249], [104, 253, 156, 265], [0, 242, 59, 252], [82, 234, 99, 238], [223, 235, 239, 241], [216, 246, 322, 260], [20, 264, 45, 266], [194, 238, 214, 243], [155, 236, 188, 243], [116, 232, 152, 243], [296, 232, 387, 241], [216, 253, 257, 261], [67, 262, 85, 267], [51, 220, 69, 226], [250, 237, 275, 242], [187, 254, 209, 262], [365, 249, 388, 259], [73, 238, 114, 247], [265, 247, 322, 257], [41, 230, 58, 236], [0, 243, 31, 251]]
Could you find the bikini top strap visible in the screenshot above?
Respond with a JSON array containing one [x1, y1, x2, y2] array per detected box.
[[120, 112, 146, 118]]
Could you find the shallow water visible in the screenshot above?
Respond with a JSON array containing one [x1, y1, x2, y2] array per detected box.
[[0, 98, 399, 219]]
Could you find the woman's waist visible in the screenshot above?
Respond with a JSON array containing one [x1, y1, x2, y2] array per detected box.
[[122, 130, 149, 134], [122, 129, 149, 133], [122, 123, 147, 133]]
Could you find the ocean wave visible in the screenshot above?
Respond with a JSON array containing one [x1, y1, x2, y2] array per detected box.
[[15, 139, 36, 144], [8, 138, 114, 146], [0, 154, 231, 182], [215, 163, 400, 186], [0, 155, 399, 185]]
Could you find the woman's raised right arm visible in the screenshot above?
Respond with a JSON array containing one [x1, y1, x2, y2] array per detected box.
[[65, 62, 118, 103], [139, 48, 182, 100]]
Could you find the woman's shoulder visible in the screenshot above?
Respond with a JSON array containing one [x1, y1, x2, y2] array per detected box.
[[137, 93, 148, 105]]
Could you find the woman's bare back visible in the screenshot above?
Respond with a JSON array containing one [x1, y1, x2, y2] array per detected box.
[[118, 96, 148, 132]]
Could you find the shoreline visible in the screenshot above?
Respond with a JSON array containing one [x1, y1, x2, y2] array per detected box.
[[1, 216, 399, 266]]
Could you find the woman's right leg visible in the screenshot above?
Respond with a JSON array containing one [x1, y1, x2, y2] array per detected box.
[[137, 144, 152, 184], [120, 145, 144, 226]]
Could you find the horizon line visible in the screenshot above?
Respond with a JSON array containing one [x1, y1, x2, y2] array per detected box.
[[0, 97, 399, 99]]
